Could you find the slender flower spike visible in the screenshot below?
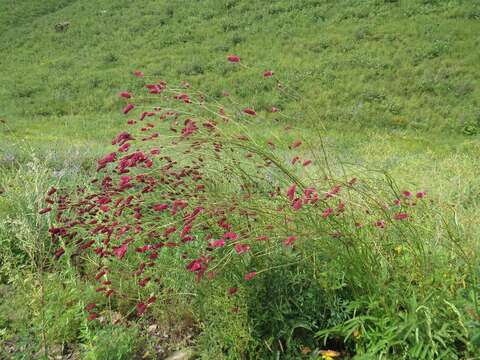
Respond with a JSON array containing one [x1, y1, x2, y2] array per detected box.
[[39, 207, 52, 214], [235, 243, 251, 254], [223, 232, 238, 241], [322, 207, 334, 219], [263, 70, 274, 77], [119, 91, 132, 99], [137, 302, 147, 316], [394, 213, 408, 220], [284, 236, 297, 246], [87, 312, 99, 321], [244, 271, 257, 281], [302, 159, 312, 167], [292, 198, 302, 210], [227, 55, 240, 63], [287, 184, 297, 201], [113, 243, 128, 259], [54, 247, 65, 259], [209, 239, 225, 248], [186, 259, 202, 272], [375, 220, 386, 228], [243, 108, 256, 116], [85, 303, 96, 312], [123, 103, 135, 114], [228, 287, 238, 296], [153, 203, 168, 212], [290, 140, 302, 149], [416, 191, 426, 198]]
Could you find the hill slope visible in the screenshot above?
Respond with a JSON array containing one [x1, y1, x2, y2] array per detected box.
[[1, 0, 480, 137]]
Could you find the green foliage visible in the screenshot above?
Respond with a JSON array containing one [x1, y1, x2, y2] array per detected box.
[[80, 324, 139, 360], [1, 0, 480, 135]]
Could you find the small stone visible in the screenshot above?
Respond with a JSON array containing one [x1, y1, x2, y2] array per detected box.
[[147, 324, 158, 333], [164, 349, 194, 360]]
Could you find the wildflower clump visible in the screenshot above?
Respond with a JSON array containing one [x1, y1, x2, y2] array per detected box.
[[40, 56, 472, 358]]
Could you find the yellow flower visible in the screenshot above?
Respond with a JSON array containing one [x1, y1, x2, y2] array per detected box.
[[320, 349, 341, 359]]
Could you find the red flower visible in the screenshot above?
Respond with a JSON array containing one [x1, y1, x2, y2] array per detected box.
[[134, 70, 144, 77], [95, 270, 106, 280], [227, 55, 240, 63], [119, 91, 132, 99], [302, 159, 312, 167], [223, 232, 238, 240], [322, 207, 333, 219], [243, 108, 256, 116], [118, 143, 130, 152], [326, 185, 341, 198], [138, 277, 151, 287], [137, 302, 147, 316], [180, 225, 192, 238], [292, 198, 302, 210], [402, 191, 412, 198], [85, 303, 96, 312], [244, 271, 257, 281], [290, 140, 302, 149], [271, 106, 279, 113], [375, 220, 386, 228], [39, 207, 52, 214], [263, 70, 274, 77], [164, 226, 177, 237], [87, 312, 99, 321], [283, 236, 297, 246], [393, 213, 408, 220], [187, 258, 203, 272], [153, 203, 168, 212], [235, 243, 251, 254], [113, 243, 128, 259], [228, 287, 238, 296], [123, 103, 135, 114], [287, 184, 297, 201], [209, 239, 225, 247], [416, 191, 426, 198], [54, 247, 65, 259]]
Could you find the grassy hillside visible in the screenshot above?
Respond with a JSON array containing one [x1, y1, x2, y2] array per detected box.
[[1, 0, 480, 136], [1, 0, 480, 358]]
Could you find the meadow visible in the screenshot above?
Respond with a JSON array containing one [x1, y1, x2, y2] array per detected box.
[[1, 0, 480, 359]]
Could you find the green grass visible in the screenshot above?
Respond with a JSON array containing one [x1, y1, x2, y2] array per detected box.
[[1, 0, 480, 358], [1, 0, 480, 133]]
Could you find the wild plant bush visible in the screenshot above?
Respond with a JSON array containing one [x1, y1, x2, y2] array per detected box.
[[40, 56, 479, 358]]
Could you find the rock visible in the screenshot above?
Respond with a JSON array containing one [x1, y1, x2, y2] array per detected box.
[[147, 324, 158, 333], [55, 21, 70, 32], [164, 349, 195, 360]]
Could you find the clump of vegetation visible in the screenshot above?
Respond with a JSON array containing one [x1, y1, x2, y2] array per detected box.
[[16, 57, 475, 358]]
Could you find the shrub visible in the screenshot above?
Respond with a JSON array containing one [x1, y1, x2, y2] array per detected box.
[[40, 56, 479, 358]]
